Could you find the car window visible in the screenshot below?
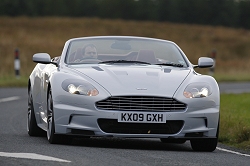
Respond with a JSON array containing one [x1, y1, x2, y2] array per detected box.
[[65, 38, 188, 67]]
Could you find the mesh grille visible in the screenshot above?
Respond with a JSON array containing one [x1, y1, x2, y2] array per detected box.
[[98, 119, 184, 134], [96, 96, 186, 111]]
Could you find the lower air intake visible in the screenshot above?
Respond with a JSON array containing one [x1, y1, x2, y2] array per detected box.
[[98, 119, 184, 134]]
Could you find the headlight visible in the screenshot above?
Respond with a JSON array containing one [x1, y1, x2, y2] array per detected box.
[[183, 83, 212, 98], [62, 79, 99, 96]]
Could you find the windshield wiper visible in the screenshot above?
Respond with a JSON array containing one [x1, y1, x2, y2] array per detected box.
[[155, 62, 184, 67], [99, 60, 151, 65]]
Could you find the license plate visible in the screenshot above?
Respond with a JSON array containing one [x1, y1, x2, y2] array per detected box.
[[118, 112, 166, 123]]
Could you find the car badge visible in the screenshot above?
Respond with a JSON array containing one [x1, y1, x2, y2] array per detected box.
[[136, 88, 147, 90]]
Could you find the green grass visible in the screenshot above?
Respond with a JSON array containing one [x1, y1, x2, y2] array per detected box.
[[0, 75, 28, 87], [219, 93, 250, 151], [195, 68, 250, 82], [214, 73, 250, 82]]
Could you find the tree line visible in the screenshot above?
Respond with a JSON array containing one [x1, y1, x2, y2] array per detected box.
[[1, 0, 250, 29]]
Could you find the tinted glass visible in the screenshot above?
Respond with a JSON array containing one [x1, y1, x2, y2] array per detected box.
[[65, 37, 188, 67]]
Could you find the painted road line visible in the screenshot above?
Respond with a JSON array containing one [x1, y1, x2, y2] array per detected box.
[[0, 152, 71, 163], [0, 96, 20, 103], [217, 147, 250, 157]]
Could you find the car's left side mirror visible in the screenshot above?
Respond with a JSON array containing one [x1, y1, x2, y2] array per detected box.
[[194, 57, 214, 68], [33, 53, 51, 64], [33, 53, 58, 66]]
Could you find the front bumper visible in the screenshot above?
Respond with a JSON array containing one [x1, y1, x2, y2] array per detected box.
[[53, 101, 219, 139]]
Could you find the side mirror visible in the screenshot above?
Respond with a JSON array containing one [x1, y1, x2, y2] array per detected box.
[[194, 57, 214, 68], [33, 53, 51, 64]]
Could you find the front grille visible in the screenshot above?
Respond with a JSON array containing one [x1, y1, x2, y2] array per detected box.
[[98, 119, 184, 134], [96, 96, 186, 111]]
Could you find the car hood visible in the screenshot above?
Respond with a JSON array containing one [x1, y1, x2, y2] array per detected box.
[[73, 65, 191, 97]]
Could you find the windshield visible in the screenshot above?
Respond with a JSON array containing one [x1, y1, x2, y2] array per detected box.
[[65, 37, 188, 67]]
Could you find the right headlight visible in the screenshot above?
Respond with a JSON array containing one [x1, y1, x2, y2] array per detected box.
[[62, 79, 99, 96], [183, 82, 212, 98]]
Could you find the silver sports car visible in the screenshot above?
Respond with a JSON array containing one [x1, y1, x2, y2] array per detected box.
[[28, 36, 220, 152]]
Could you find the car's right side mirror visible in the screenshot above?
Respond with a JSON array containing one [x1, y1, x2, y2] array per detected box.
[[194, 57, 214, 68]]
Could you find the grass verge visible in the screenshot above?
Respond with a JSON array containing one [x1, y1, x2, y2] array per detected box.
[[0, 75, 28, 87], [219, 93, 250, 151]]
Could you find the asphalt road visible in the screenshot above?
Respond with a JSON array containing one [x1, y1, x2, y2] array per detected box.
[[0, 85, 250, 166]]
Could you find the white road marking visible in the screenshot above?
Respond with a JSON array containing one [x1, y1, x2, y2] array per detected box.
[[0, 96, 20, 103], [217, 147, 250, 157], [0, 152, 71, 162]]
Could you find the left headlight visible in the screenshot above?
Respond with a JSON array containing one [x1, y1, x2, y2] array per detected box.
[[62, 79, 99, 96], [183, 82, 212, 98]]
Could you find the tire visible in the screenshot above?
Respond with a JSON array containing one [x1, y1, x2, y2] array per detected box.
[[190, 123, 219, 152], [160, 138, 186, 144], [190, 138, 218, 152], [47, 89, 72, 144], [27, 89, 45, 136]]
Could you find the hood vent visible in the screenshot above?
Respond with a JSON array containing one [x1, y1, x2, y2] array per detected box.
[[92, 66, 104, 71], [164, 68, 172, 73]]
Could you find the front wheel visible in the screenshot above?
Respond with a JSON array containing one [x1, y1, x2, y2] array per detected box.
[[47, 89, 72, 144], [190, 121, 219, 152], [47, 89, 60, 144], [190, 138, 218, 152]]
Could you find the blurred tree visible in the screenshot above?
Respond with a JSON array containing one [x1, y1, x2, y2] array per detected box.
[[98, 0, 136, 19], [133, 0, 158, 20], [0, 0, 249, 29], [157, 0, 181, 22], [238, 0, 250, 29]]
